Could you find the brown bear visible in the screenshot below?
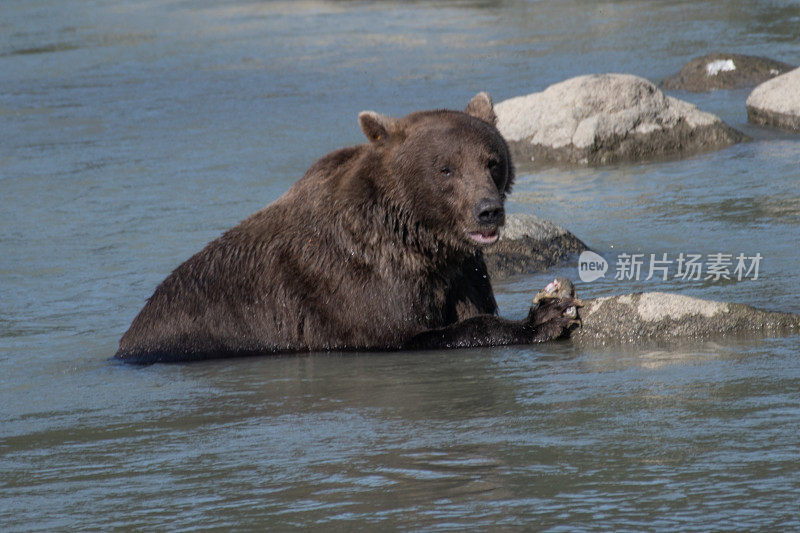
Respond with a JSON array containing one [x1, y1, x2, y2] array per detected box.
[[115, 93, 579, 363]]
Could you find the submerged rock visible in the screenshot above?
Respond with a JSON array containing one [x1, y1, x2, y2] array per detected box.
[[484, 214, 586, 279], [495, 74, 747, 167], [570, 292, 800, 344], [662, 53, 794, 92], [746, 67, 800, 133]]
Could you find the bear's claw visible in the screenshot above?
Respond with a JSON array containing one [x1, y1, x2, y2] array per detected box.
[[529, 295, 582, 341]]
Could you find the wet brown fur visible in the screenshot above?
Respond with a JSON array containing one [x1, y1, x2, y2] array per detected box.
[[116, 94, 576, 363]]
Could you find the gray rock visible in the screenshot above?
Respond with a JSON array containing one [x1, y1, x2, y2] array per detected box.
[[662, 53, 794, 92], [746, 67, 800, 132], [570, 292, 800, 344], [484, 213, 586, 279], [496, 74, 747, 167]]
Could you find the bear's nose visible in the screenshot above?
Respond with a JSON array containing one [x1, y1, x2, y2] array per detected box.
[[475, 198, 505, 226]]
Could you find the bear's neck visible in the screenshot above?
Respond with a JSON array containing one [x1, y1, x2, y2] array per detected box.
[[340, 193, 470, 275]]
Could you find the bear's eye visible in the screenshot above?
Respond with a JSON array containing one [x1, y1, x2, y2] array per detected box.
[[439, 166, 452, 177]]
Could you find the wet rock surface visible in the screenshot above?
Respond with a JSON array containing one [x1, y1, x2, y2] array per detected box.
[[496, 74, 747, 167], [484, 214, 587, 279], [746, 66, 800, 132], [662, 53, 794, 92], [570, 292, 800, 344]]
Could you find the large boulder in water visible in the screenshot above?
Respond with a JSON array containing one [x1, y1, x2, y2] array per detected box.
[[495, 74, 747, 167], [483, 214, 586, 279], [571, 292, 800, 344], [662, 53, 794, 92], [746, 67, 800, 133]]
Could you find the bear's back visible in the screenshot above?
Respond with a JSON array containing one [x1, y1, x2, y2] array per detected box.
[[116, 102, 506, 363]]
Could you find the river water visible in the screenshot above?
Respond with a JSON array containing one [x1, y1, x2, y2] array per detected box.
[[2, 0, 799, 530]]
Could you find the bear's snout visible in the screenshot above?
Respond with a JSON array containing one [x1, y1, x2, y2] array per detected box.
[[474, 197, 505, 227]]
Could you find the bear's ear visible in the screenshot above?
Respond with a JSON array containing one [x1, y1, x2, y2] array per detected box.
[[359, 111, 396, 144], [465, 92, 496, 125]]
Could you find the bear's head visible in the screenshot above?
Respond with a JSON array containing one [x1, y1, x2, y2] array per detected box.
[[358, 93, 514, 253]]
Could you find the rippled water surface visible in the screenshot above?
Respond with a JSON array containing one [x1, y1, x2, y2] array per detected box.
[[2, 0, 799, 529]]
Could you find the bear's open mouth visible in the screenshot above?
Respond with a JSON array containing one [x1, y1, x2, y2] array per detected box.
[[468, 228, 499, 245]]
